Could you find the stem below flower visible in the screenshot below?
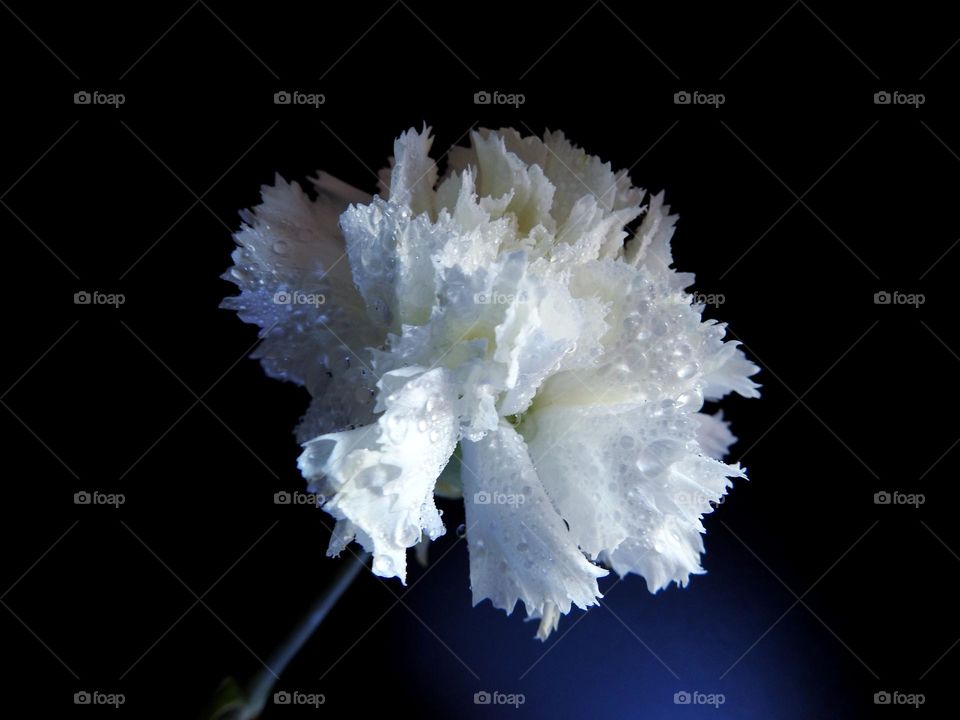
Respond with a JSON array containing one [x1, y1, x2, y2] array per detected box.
[[237, 550, 370, 719]]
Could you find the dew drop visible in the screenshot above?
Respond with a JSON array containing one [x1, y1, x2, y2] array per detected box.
[[636, 452, 665, 476], [676, 362, 699, 380], [676, 388, 703, 409]]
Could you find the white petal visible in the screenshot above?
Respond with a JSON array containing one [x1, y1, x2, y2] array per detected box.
[[695, 410, 737, 459], [702, 341, 761, 400], [222, 174, 381, 424], [466, 130, 557, 235], [298, 367, 459, 582], [384, 125, 437, 217], [623, 190, 693, 288], [536, 258, 758, 410], [552, 195, 641, 264], [540, 129, 644, 225], [460, 422, 606, 636], [525, 401, 743, 593], [492, 273, 584, 416]]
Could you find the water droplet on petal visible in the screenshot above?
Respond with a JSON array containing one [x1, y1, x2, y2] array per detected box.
[[677, 362, 699, 379], [637, 452, 665, 476]]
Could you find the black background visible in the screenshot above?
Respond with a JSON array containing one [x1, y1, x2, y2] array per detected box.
[[1, 1, 957, 717]]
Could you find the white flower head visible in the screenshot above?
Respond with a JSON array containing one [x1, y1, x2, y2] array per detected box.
[[223, 126, 760, 639]]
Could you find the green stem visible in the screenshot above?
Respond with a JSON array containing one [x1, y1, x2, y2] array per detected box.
[[236, 550, 370, 719]]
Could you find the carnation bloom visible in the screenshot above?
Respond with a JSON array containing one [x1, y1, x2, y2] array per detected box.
[[223, 126, 759, 639]]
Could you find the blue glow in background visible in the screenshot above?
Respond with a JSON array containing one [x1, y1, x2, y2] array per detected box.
[[389, 529, 853, 719]]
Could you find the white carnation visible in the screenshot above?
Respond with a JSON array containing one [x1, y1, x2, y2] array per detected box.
[[223, 126, 760, 639]]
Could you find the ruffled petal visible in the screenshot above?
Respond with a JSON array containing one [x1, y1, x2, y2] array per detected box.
[[695, 410, 738, 459], [525, 401, 743, 593], [222, 174, 382, 436], [298, 366, 459, 582], [536, 258, 759, 409], [702, 340, 761, 400], [460, 422, 607, 638]]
